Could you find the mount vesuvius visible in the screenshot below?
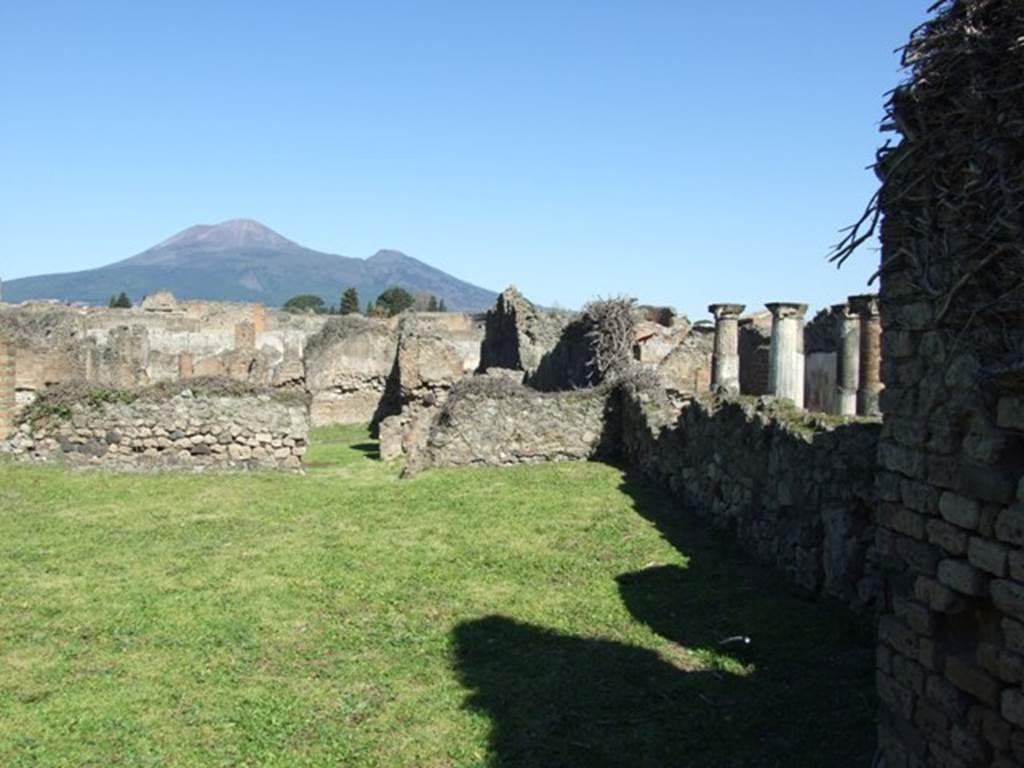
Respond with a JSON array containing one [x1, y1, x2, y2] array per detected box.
[[2, 219, 498, 311]]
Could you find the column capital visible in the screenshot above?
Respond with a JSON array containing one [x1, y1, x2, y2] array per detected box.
[[848, 294, 879, 317], [765, 302, 807, 320], [831, 302, 856, 319], [708, 303, 745, 320]]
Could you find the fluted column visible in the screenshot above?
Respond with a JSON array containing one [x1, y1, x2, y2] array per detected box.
[[766, 302, 807, 407], [708, 303, 745, 395], [833, 302, 861, 416], [848, 294, 881, 417]]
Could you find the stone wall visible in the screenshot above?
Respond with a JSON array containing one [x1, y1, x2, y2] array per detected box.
[[0, 337, 14, 440], [619, 386, 881, 608], [868, 3, 1024, 765], [303, 315, 399, 425], [405, 376, 615, 472], [0, 298, 327, 402], [1, 382, 309, 471]]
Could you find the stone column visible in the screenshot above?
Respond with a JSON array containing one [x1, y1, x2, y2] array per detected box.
[[708, 304, 745, 395], [833, 302, 861, 416], [0, 337, 15, 440], [849, 294, 882, 417], [766, 302, 807, 407]]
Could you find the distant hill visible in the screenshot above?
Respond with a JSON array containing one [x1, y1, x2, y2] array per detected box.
[[2, 219, 498, 311]]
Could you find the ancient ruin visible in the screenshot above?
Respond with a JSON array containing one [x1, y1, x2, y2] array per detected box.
[[1, 2, 1021, 763]]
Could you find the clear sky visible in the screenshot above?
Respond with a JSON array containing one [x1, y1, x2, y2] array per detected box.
[[1, 1, 931, 318]]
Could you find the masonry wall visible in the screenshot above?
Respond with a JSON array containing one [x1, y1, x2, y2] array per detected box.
[[0, 337, 14, 440], [869, 3, 1024, 765], [1, 384, 309, 471], [406, 376, 615, 471], [620, 387, 881, 607]]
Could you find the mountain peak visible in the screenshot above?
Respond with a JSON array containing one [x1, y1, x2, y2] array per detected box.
[[156, 219, 299, 252]]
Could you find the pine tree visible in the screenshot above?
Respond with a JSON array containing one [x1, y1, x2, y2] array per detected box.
[[427, 295, 439, 312], [340, 287, 360, 315], [438, 298, 447, 312], [109, 292, 132, 309]]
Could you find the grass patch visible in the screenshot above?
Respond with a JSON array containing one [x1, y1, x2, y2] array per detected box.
[[0, 425, 875, 766]]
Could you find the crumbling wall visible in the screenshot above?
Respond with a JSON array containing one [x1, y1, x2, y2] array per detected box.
[[654, 324, 713, 394], [303, 315, 398, 425], [405, 376, 615, 471], [834, 2, 1024, 764], [0, 337, 14, 439], [620, 386, 881, 607], [0, 298, 326, 399], [1, 380, 309, 471]]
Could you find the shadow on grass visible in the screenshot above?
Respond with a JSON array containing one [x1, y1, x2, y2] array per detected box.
[[452, 468, 875, 767], [349, 442, 381, 460]]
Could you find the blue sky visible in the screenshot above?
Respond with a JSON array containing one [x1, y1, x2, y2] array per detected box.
[[1, 1, 930, 317]]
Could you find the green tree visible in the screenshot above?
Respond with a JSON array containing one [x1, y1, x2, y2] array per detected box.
[[340, 287, 360, 315], [282, 294, 327, 314], [438, 298, 447, 312], [427, 295, 439, 312], [108, 292, 132, 309], [375, 287, 414, 317]]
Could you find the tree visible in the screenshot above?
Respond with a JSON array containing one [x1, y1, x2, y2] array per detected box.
[[282, 294, 327, 314], [375, 286, 414, 317], [340, 287, 360, 315], [427, 295, 439, 312], [108, 292, 131, 309], [438, 298, 447, 312]]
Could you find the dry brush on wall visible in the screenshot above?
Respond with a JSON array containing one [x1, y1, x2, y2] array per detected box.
[[831, 1, 1024, 765]]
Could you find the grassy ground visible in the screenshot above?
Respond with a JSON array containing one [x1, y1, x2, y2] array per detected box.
[[0, 425, 876, 767]]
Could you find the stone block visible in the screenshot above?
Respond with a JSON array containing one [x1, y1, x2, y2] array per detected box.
[[1010, 551, 1024, 582], [913, 701, 950, 746], [878, 670, 915, 720], [1003, 689, 1024, 728], [927, 519, 969, 556], [939, 493, 981, 530], [881, 503, 926, 539], [879, 615, 920, 659], [995, 505, 1024, 546], [945, 656, 1002, 708], [894, 596, 936, 636], [901, 479, 939, 514], [977, 642, 1024, 684], [1004, 619, 1024, 655], [992, 580, 1024, 623], [967, 537, 1008, 577], [950, 724, 989, 764], [938, 559, 990, 597], [961, 465, 1017, 505], [916, 576, 968, 614], [997, 397, 1024, 431]]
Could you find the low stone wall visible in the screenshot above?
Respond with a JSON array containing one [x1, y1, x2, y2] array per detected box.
[[405, 376, 615, 471], [620, 386, 882, 608], [1, 382, 309, 471]]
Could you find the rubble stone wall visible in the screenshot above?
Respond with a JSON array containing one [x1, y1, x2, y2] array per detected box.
[[2, 385, 309, 472], [0, 337, 14, 440], [406, 376, 615, 471], [620, 387, 881, 607]]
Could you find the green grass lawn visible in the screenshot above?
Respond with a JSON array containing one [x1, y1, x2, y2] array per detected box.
[[0, 425, 875, 767]]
